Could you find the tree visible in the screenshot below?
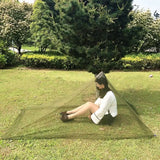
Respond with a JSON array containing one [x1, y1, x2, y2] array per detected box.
[[128, 10, 160, 53], [60, 0, 133, 73], [30, 0, 60, 52], [0, 1, 32, 55], [127, 10, 151, 53], [151, 18, 160, 52]]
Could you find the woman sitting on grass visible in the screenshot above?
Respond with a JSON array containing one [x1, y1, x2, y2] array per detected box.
[[60, 71, 118, 125]]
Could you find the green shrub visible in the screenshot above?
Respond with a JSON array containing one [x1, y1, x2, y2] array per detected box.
[[20, 53, 83, 70], [20, 53, 160, 71], [4, 51, 19, 67], [0, 54, 7, 68], [119, 53, 160, 70], [0, 40, 19, 68]]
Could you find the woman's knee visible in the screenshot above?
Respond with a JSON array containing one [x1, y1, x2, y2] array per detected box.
[[85, 102, 98, 112], [85, 102, 94, 106]]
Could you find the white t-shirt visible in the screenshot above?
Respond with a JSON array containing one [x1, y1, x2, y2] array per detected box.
[[91, 91, 118, 124]]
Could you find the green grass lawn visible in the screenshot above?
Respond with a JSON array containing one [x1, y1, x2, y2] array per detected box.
[[21, 45, 53, 53], [0, 68, 160, 160], [21, 45, 39, 52]]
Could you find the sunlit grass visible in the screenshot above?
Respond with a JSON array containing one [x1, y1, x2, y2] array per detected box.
[[21, 45, 39, 51], [0, 68, 159, 160]]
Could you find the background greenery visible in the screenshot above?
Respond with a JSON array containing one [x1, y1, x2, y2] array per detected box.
[[1, 0, 160, 73], [0, 69, 160, 159]]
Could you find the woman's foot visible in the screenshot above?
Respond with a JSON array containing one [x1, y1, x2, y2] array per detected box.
[[60, 113, 74, 122]]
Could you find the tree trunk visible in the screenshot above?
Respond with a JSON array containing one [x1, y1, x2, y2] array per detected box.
[[18, 45, 22, 56]]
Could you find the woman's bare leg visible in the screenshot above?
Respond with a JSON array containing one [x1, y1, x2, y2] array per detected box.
[[67, 104, 86, 114], [67, 102, 99, 119]]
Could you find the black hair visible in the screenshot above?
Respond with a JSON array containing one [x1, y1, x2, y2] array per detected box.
[[95, 71, 108, 88], [95, 71, 110, 98]]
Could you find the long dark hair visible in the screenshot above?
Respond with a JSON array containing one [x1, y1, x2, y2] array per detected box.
[[95, 71, 110, 98]]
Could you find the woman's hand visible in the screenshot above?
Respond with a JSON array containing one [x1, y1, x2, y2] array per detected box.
[[88, 114, 91, 120]]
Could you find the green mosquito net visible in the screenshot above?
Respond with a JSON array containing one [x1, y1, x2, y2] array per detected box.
[[2, 77, 154, 140]]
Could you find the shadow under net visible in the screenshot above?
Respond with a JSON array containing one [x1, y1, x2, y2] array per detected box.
[[2, 80, 154, 140]]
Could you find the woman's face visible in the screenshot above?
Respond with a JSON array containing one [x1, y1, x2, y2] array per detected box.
[[96, 82, 105, 90]]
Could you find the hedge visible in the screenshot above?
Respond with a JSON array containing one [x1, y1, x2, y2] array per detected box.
[[0, 51, 19, 68], [0, 54, 7, 68], [20, 53, 160, 71], [120, 53, 160, 70], [20, 53, 84, 70], [4, 51, 20, 67]]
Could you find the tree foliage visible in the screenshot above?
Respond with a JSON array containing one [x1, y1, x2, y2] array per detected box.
[[30, 0, 61, 52], [128, 10, 160, 53], [0, 1, 32, 55], [59, 0, 133, 73]]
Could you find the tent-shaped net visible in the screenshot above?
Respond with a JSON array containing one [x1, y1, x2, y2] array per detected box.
[[2, 79, 154, 140]]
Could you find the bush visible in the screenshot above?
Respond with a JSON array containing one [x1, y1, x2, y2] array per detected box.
[[119, 53, 160, 70], [20, 52, 160, 71], [0, 40, 19, 68], [4, 51, 19, 67], [20, 53, 84, 70], [0, 54, 7, 68]]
